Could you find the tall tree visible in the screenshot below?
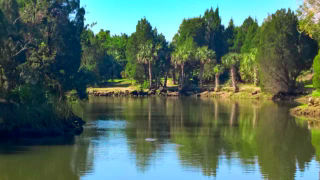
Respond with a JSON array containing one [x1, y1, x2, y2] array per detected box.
[[222, 53, 242, 92], [176, 17, 206, 47], [233, 17, 259, 53], [137, 41, 160, 88], [213, 64, 224, 92], [195, 46, 216, 88], [240, 48, 259, 85], [153, 34, 170, 88], [203, 8, 225, 61], [257, 9, 318, 94], [172, 37, 196, 89], [0, 0, 87, 136], [125, 18, 155, 84], [225, 19, 236, 51]]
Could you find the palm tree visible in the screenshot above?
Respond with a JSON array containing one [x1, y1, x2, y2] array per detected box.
[[222, 53, 241, 92], [172, 37, 195, 89], [241, 48, 259, 85], [213, 64, 224, 92], [137, 41, 160, 89], [195, 46, 216, 89]]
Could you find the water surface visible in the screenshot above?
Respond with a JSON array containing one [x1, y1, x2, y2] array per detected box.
[[0, 97, 320, 180]]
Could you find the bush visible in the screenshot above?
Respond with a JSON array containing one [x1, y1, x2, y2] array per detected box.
[[140, 80, 150, 90], [0, 84, 84, 137], [313, 52, 320, 90]]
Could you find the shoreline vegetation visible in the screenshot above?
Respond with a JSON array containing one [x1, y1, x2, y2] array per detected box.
[[87, 80, 272, 99], [0, 97, 85, 138], [87, 78, 320, 121], [1, 0, 320, 139]]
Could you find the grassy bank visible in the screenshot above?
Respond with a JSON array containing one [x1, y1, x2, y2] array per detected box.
[[201, 84, 272, 100], [87, 79, 139, 94], [87, 79, 271, 99], [290, 89, 320, 120], [87, 78, 179, 96]]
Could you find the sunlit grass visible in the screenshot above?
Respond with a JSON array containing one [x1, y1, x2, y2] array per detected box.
[[312, 90, 320, 97], [305, 84, 314, 88]]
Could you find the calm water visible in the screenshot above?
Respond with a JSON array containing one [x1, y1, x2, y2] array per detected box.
[[0, 97, 320, 180]]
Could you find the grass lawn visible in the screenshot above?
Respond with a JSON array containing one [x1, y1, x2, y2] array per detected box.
[[87, 79, 138, 93], [312, 90, 320, 97]]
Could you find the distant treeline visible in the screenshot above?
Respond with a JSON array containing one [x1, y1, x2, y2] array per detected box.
[[81, 6, 319, 94]]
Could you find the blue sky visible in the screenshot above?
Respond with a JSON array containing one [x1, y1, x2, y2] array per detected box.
[[81, 0, 301, 41]]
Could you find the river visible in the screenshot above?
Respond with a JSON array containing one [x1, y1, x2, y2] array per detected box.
[[0, 97, 319, 180]]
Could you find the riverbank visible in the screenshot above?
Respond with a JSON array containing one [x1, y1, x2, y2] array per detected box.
[[290, 95, 320, 120], [87, 83, 273, 99]]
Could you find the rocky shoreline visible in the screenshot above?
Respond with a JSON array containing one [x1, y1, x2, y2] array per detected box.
[[88, 88, 184, 97]]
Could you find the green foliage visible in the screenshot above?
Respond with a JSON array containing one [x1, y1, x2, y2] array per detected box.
[[313, 52, 320, 89], [257, 9, 318, 94], [222, 53, 241, 68], [195, 46, 216, 64], [124, 17, 170, 86], [0, 0, 86, 136], [140, 80, 150, 90], [312, 90, 320, 97], [137, 41, 154, 64], [225, 19, 236, 51], [172, 37, 196, 65], [172, 37, 197, 88], [298, 0, 320, 42], [81, 29, 120, 85], [195, 46, 216, 85], [240, 48, 258, 83], [175, 17, 206, 47], [203, 8, 226, 61], [214, 64, 225, 75], [233, 17, 259, 53], [203, 60, 216, 80]]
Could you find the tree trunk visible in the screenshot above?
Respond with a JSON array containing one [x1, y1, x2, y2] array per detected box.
[[180, 64, 185, 89], [172, 68, 177, 85], [215, 74, 220, 92], [199, 63, 204, 89], [164, 71, 168, 88], [229, 103, 239, 127], [231, 66, 239, 92], [254, 66, 259, 86], [148, 61, 152, 89], [214, 100, 219, 121]]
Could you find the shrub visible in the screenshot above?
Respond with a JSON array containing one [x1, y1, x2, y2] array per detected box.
[[313, 52, 320, 90]]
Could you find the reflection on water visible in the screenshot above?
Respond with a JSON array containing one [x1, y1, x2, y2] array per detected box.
[[0, 97, 320, 180]]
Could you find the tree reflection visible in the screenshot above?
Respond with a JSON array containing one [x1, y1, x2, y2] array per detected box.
[[0, 135, 94, 180], [70, 97, 319, 179], [117, 97, 316, 179]]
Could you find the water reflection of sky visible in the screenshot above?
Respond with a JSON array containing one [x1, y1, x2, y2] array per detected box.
[[81, 123, 263, 180]]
